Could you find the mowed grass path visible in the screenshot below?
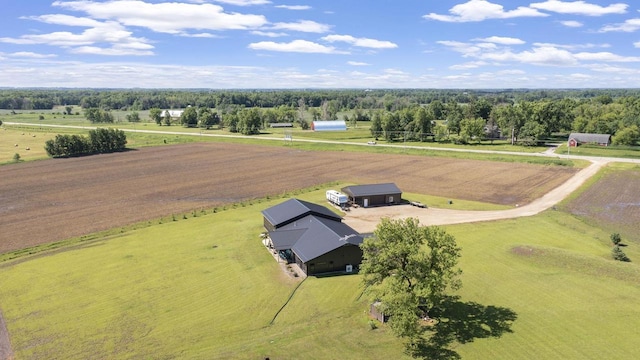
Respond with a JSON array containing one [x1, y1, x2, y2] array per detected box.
[[1, 190, 640, 358]]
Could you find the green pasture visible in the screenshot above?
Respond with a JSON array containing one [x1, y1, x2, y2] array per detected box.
[[0, 126, 58, 164], [1, 182, 640, 358], [556, 143, 640, 159]]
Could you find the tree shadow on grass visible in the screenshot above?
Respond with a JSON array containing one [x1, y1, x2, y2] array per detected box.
[[408, 296, 518, 360]]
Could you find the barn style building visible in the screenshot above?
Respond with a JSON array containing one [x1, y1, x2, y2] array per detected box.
[[262, 199, 363, 275], [341, 183, 402, 208], [568, 133, 611, 147]]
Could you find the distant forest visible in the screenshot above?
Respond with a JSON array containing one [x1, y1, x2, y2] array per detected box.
[[2, 88, 640, 145], [2, 88, 640, 111]]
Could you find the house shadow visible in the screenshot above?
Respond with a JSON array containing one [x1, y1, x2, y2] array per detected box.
[[407, 296, 518, 360]]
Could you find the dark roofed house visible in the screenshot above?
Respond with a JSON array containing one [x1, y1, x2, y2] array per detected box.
[[568, 133, 611, 147], [262, 199, 363, 275], [262, 198, 342, 231], [341, 183, 402, 208]]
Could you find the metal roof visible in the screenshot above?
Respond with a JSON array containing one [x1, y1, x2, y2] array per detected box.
[[271, 215, 362, 263], [341, 183, 402, 197], [262, 198, 341, 228], [568, 133, 611, 144], [312, 120, 347, 131]]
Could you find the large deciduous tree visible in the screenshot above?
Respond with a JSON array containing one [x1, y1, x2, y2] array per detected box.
[[180, 106, 198, 127], [361, 218, 462, 341], [149, 108, 162, 125]]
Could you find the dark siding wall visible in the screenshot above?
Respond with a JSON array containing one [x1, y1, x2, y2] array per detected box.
[[264, 217, 276, 232], [305, 245, 363, 275], [352, 193, 402, 207]]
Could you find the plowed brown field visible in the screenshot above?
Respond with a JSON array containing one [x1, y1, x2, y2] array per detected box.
[[565, 168, 640, 240], [1, 143, 577, 254]]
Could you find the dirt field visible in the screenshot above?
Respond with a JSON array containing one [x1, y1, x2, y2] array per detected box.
[[344, 160, 607, 233], [0, 142, 578, 254], [565, 168, 640, 241]]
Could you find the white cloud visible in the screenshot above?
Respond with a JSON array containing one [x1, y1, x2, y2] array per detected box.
[[496, 69, 526, 75], [251, 30, 288, 37], [180, 33, 220, 38], [533, 42, 610, 50], [347, 61, 371, 66], [275, 5, 311, 10], [8, 52, 57, 59], [52, 0, 268, 33], [248, 39, 346, 53], [574, 51, 640, 62], [212, 0, 271, 5], [423, 0, 548, 22], [636, 41, 640, 48], [587, 64, 640, 74], [449, 61, 488, 70], [270, 20, 331, 33], [23, 14, 104, 27], [0, 21, 153, 52], [560, 20, 583, 27], [600, 18, 640, 32], [530, 1, 627, 16], [473, 36, 525, 45], [70, 46, 153, 56], [479, 46, 580, 66], [322, 35, 397, 49]]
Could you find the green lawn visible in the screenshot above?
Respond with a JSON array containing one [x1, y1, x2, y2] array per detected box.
[[556, 143, 640, 159], [1, 184, 640, 359]]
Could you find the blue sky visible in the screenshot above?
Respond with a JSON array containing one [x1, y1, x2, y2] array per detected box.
[[1, 0, 640, 88]]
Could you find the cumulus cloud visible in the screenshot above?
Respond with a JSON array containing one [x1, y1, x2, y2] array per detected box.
[[347, 61, 371, 66], [439, 38, 640, 68], [574, 51, 640, 62], [533, 42, 610, 50], [529, 1, 628, 16], [479, 46, 580, 66], [423, 0, 548, 22], [322, 35, 397, 49], [449, 61, 488, 70], [248, 39, 347, 53], [560, 20, 583, 27], [52, 0, 268, 33], [600, 18, 640, 32], [0, 19, 154, 56], [211, 0, 271, 5], [270, 20, 331, 33], [275, 5, 311, 10], [251, 30, 288, 37], [473, 36, 525, 45], [8, 52, 57, 58]]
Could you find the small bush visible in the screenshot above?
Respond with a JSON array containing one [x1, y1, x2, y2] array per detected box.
[[368, 320, 378, 330], [611, 233, 622, 245], [12, 153, 21, 162], [612, 246, 630, 262]]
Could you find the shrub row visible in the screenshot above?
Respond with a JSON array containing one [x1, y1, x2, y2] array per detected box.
[[45, 128, 127, 158]]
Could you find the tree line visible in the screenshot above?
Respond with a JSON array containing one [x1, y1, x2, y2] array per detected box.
[[45, 128, 127, 157], [6, 88, 640, 145], [4, 88, 640, 111]]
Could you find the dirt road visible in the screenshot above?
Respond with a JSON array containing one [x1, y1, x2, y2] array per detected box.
[[344, 159, 610, 233]]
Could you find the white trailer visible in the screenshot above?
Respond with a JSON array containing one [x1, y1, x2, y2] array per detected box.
[[326, 190, 348, 206]]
